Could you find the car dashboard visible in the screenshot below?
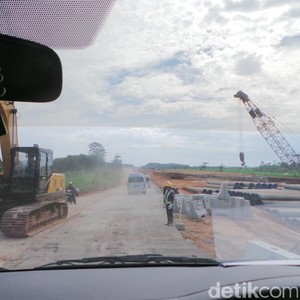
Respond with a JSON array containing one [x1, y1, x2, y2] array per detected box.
[[1, 264, 300, 300]]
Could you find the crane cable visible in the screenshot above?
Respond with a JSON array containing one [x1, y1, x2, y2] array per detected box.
[[237, 99, 245, 166], [272, 116, 300, 145], [251, 98, 300, 147]]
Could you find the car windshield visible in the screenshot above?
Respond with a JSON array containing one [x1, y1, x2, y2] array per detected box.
[[1, 0, 300, 270]]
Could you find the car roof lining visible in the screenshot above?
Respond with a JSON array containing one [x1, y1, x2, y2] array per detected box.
[[0, 0, 116, 49]]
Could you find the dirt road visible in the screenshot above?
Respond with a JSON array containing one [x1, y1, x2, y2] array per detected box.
[[0, 181, 205, 270]]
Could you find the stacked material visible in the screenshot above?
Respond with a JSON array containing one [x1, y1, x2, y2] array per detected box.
[[174, 184, 252, 220], [210, 183, 252, 220], [174, 194, 207, 219]]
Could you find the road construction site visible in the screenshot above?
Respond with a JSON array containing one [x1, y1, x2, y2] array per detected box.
[[0, 175, 204, 270], [149, 169, 300, 260], [2, 169, 300, 269]]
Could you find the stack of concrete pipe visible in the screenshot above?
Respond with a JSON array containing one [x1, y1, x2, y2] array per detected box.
[[181, 182, 300, 225], [206, 181, 278, 190], [185, 182, 300, 206], [184, 187, 263, 206], [174, 183, 252, 221]]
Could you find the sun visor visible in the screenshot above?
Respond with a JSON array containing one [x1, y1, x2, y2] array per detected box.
[[0, 0, 117, 49]]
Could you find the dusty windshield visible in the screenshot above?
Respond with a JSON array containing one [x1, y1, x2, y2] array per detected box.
[[1, 0, 300, 270]]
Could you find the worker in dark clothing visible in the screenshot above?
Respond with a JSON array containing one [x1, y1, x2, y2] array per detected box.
[[66, 181, 77, 204], [163, 181, 175, 226]]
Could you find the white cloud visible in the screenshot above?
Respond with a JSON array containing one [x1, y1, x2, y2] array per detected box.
[[14, 0, 300, 166], [17, 126, 279, 167], [225, 0, 261, 12], [116, 72, 193, 99], [263, 0, 294, 9], [279, 34, 300, 47], [234, 53, 262, 76]]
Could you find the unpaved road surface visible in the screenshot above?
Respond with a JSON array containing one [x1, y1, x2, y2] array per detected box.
[[0, 182, 205, 270]]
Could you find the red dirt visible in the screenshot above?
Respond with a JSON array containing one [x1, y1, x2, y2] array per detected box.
[[148, 170, 216, 257]]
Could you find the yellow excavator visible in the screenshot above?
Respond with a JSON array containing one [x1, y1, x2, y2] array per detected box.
[[0, 101, 68, 237]]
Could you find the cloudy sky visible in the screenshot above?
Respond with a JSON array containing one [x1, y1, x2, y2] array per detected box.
[[15, 0, 300, 167]]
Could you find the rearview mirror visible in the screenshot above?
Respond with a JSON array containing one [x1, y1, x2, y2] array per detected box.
[[0, 34, 62, 102]]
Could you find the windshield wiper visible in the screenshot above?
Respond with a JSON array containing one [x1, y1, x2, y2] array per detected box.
[[36, 254, 219, 269]]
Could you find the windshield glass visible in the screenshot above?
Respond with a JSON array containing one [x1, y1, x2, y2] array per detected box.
[[12, 151, 33, 178], [1, 0, 300, 270], [128, 176, 144, 183]]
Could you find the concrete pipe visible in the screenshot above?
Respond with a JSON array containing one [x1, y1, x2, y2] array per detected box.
[[257, 194, 300, 201], [255, 183, 262, 189], [248, 183, 255, 189], [281, 184, 300, 191], [253, 194, 263, 205], [244, 193, 251, 200]]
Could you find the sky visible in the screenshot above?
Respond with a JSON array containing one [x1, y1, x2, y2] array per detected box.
[[14, 0, 300, 167]]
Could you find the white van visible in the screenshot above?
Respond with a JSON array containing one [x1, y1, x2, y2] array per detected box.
[[127, 173, 146, 194]]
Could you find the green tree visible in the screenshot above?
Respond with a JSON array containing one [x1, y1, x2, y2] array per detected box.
[[201, 162, 208, 170], [112, 153, 122, 167], [53, 154, 97, 172], [88, 142, 106, 164]]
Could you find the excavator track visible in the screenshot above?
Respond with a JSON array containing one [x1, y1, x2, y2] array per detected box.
[[0, 201, 68, 237]]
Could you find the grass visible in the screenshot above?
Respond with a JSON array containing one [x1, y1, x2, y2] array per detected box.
[[64, 166, 123, 193], [210, 167, 299, 178]]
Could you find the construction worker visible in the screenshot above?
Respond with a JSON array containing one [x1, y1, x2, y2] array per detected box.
[[163, 181, 175, 226], [66, 181, 77, 204]]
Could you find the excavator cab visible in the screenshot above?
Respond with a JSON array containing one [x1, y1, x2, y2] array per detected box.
[[10, 145, 53, 199]]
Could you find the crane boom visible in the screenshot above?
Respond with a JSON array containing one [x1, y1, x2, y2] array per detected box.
[[234, 90, 300, 175]]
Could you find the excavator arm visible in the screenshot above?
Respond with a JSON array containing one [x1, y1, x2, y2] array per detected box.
[[0, 101, 18, 179]]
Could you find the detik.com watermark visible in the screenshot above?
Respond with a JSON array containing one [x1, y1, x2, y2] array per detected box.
[[208, 282, 298, 299]]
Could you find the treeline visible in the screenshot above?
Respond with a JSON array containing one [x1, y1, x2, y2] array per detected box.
[[53, 154, 101, 173], [53, 142, 122, 173]]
